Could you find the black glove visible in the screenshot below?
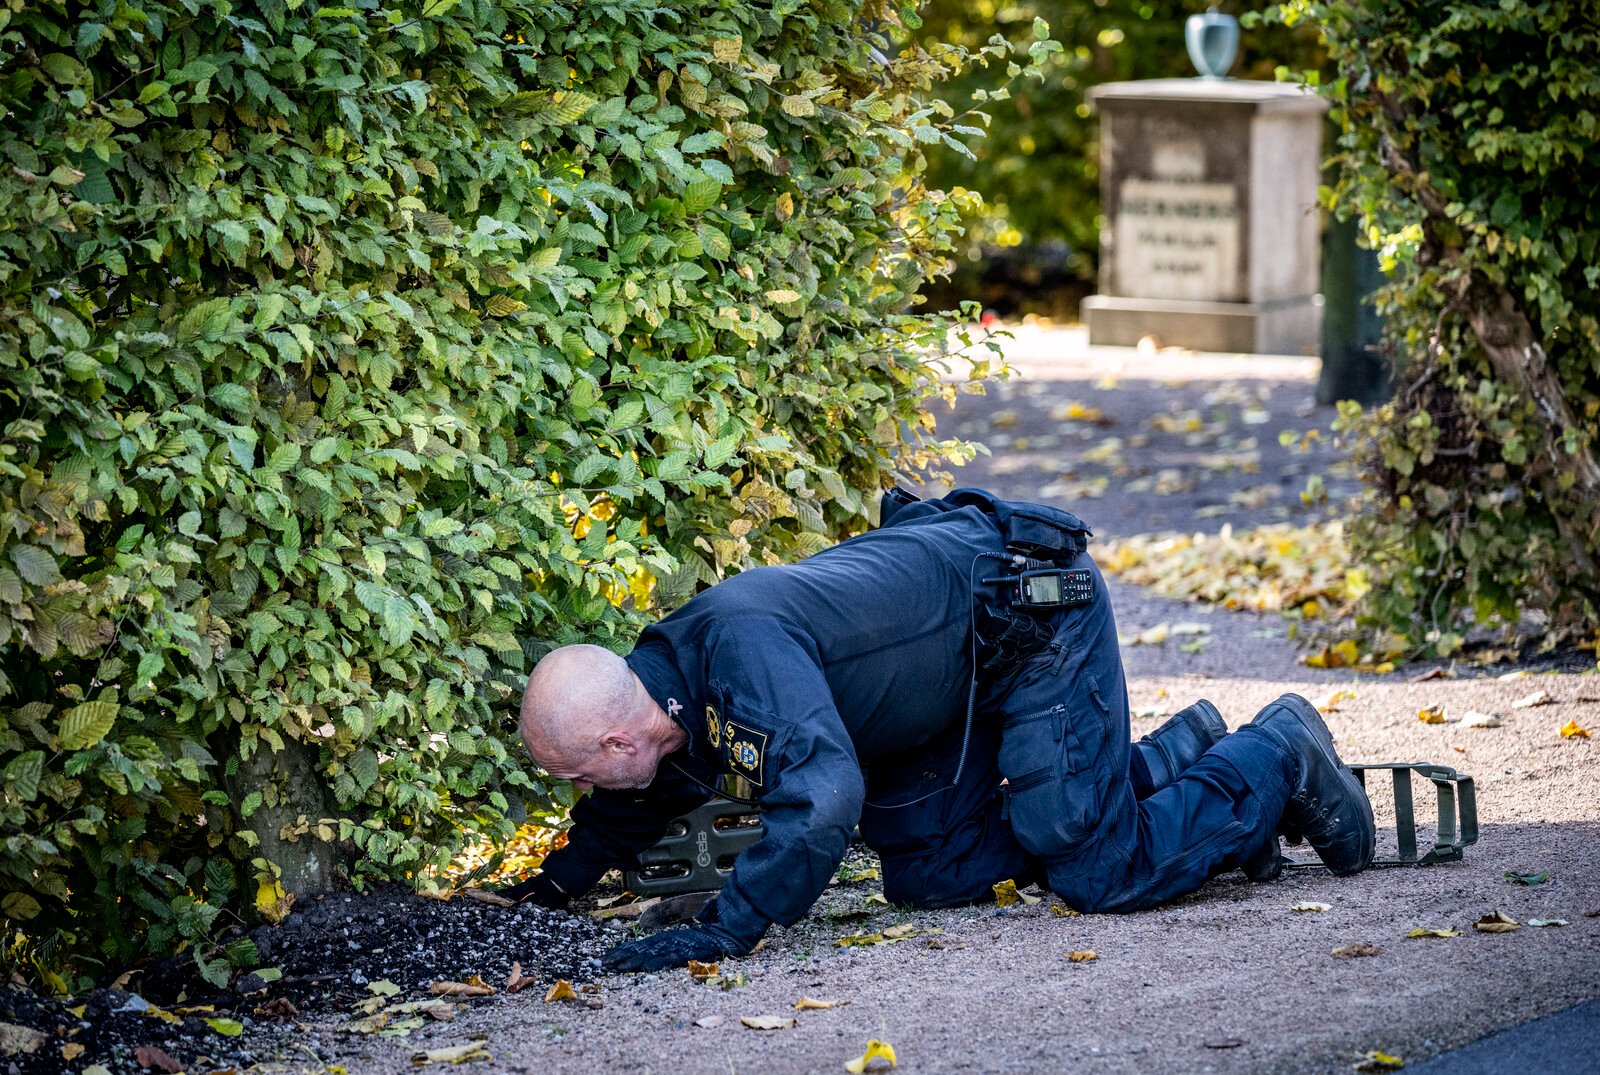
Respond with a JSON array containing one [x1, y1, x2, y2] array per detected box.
[[494, 872, 570, 909], [601, 922, 745, 974]]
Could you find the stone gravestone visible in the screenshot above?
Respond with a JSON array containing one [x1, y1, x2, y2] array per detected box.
[[1081, 79, 1329, 354]]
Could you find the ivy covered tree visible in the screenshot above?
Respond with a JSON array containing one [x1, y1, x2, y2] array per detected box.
[[1286, 0, 1600, 652], [0, 0, 1050, 985]]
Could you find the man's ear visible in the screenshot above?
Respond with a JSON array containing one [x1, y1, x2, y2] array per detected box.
[[600, 732, 637, 755]]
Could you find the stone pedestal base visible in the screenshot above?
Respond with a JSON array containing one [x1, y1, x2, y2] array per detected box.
[[1082, 293, 1322, 355]]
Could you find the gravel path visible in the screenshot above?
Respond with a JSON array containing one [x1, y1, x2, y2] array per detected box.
[[322, 330, 1599, 1075]]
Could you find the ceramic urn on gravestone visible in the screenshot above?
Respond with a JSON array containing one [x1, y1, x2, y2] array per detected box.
[[1081, 79, 1329, 354]]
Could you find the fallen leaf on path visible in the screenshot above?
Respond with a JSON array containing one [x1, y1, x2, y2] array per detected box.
[[1474, 910, 1521, 933], [844, 1038, 898, 1072], [543, 980, 578, 1003], [1586, 908, 1600, 918], [687, 961, 720, 981], [1331, 943, 1382, 958], [1066, 950, 1098, 962], [1527, 919, 1568, 927], [463, 888, 515, 908], [256, 997, 300, 1021], [1497, 669, 1531, 680], [1049, 401, 1103, 423], [992, 879, 1039, 907], [431, 979, 493, 997], [1504, 870, 1549, 886], [590, 896, 662, 920], [1311, 690, 1356, 715], [1137, 623, 1170, 646], [1511, 690, 1553, 709], [369, 979, 402, 997], [794, 997, 836, 1010], [840, 867, 879, 883], [503, 962, 534, 994], [205, 1017, 244, 1036], [412, 1041, 491, 1065], [1352, 1050, 1404, 1072], [1411, 667, 1451, 682], [133, 1045, 183, 1072], [143, 1005, 180, 1024], [0, 1023, 45, 1056], [1292, 902, 1332, 913], [865, 893, 889, 905], [694, 1015, 726, 1029], [1559, 719, 1590, 739], [882, 923, 918, 939], [1049, 903, 1080, 917], [1204, 1037, 1244, 1049], [1169, 622, 1212, 636], [740, 1015, 796, 1030], [391, 1001, 457, 1021], [834, 928, 938, 948], [1132, 704, 1171, 719], [1417, 706, 1447, 725], [1461, 711, 1502, 728], [1308, 640, 1361, 670], [61, 1042, 85, 1060], [1407, 927, 1461, 939]]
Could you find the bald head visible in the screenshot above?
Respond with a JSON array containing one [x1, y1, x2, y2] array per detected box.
[[520, 644, 686, 791]]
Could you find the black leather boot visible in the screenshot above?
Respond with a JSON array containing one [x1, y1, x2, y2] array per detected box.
[[1243, 693, 1375, 877], [1130, 699, 1227, 795]]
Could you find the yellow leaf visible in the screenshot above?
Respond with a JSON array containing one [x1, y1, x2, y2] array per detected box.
[[543, 980, 577, 1003], [1292, 902, 1332, 912], [740, 1014, 796, 1030], [1352, 1050, 1404, 1072], [1473, 909, 1521, 933], [1559, 719, 1591, 739], [1049, 903, 1080, 917], [255, 876, 295, 924], [687, 961, 720, 980], [412, 1041, 491, 1065], [62, 1043, 85, 1060], [865, 893, 888, 905], [369, 979, 402, 997], [1417, 705, 1447, 725], [776, 192, 795, 221], [844, 1039, 898, 1073], [1406, 927, 1462, 939], [205, 1017, 244, 1036], [1066, 950, 1098, 963], [144, 1004, 181, 1023], [432, 980, 494, 998], [992, 878, 1031, 907], [1310, 690, 1355, 714], [795, 997, 835, 1010], [1332, 640, 1360, 666], [711, 37, 742, 63]]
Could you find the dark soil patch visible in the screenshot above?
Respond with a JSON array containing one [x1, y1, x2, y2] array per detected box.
[[3, 885, 617, 1075]]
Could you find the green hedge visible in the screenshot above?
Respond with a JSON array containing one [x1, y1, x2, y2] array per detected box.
[[1282, 0, 1600, 653], [0, 0, 1043, 985]]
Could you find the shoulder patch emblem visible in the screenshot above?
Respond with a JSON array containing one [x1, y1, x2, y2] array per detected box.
[[720, 719, 769, 787], [705, 705, 721, 750]]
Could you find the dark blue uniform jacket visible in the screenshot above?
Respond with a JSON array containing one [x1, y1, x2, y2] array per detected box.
[[539, 504, 1013, 940]]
